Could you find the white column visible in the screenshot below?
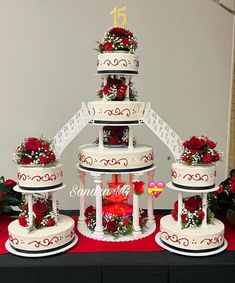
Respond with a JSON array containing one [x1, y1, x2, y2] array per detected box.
[[92, 173, 104, 238], [201, 192, 208, 228], [177, 192, 183, 228], [125, 76, 130, 100], [128, 174, 133, 205], [78, 170, 86, 224], [128, 126, 134, 150], [98, 127, 104, 150], [51, 191, 58, 222], [147, 169, 155, 224], [27, 193, 33, 227], [132, 173, 143, 236], [102, 76, 108, 101]]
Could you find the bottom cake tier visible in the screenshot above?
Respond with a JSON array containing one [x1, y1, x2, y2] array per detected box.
[[159, 215, 224, 251], [8, 215, 75, 253]]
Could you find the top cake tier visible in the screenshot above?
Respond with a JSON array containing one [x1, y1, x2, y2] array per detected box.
[[96, 27, 139, 74]]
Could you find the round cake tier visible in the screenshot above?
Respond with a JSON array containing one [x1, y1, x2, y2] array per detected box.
[[17, 163, 63, 190], [160, 215, 224, 251], [78, 144, 154, 172], [97, 52, 139, 74], [8, 215, 75, 253], [88, 101, 144, 124], [171, 162, 216, 189]]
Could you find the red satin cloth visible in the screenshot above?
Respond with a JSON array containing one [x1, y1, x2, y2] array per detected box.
[[0, 215, 234, 254]]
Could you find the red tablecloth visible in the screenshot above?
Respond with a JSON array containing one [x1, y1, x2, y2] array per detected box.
[[0, 215, 234, 254]]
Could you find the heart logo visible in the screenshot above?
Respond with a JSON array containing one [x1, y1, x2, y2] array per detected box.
[[148, 181, 165, 198]]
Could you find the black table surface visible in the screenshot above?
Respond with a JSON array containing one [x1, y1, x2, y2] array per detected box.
[[1, 211, 235, 283]]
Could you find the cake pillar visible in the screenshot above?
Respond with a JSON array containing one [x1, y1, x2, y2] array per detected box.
[[147, 169, 155, 224], [102, 76, 108, 101], [201, 192, 208, 228], [27, 193, 33, 227], [92, 172, 104, 238], [78, 170, 86, 224], [128, 126, 134, 150], [125, 76, 130, 100], [177, 192, 183, 228], [132, 173, 143, 236], [51, 191, 58, 222], [98, 127, 104, 150], [128, 174, 133, 205]]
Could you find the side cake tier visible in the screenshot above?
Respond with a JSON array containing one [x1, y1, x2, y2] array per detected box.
[[97, 52, 139, 74], [88, 101, 144, 124], [78, 144, 154, 172]]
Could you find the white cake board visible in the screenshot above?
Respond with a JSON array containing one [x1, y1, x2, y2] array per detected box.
[[14, 184, 66, 194], [5, 235, 78, 258], [78, 222, 156, 242], [155, 233, 228, 257], [167, 182, 219, 193]]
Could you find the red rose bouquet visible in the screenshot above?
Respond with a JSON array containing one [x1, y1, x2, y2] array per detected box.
[[97, 75, 137, 101], [0, 177, 21, 215], [18, 195, 57, 230], [172, 195, 214, 229], [96, 27, 138, 53], [14, 137, 57, 166], [180, 136, 221, 165]]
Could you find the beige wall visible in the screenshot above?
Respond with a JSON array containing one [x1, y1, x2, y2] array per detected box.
[[0, 0, 234, 209]]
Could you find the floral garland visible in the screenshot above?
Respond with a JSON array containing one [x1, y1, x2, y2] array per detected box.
[[96, 27, 138, 53], [18, 195, 57, 230], [84, 206, 147, 238], [171, 195, 214, 229], [97, 76, 137, 101], [14, 137, 57, 166], [180, 136, 221, 165]]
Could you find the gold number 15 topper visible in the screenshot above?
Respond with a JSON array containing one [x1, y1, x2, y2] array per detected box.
[[110, 6, 127, 28]]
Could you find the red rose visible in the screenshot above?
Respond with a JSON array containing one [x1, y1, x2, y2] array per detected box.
[[104, 42, 113, 51], [102, 85, 111, 95], [109, 27, 126, 37], [25, 137, 42, 151], [185, 136, 205, 153], [112, 126, 125, 137], [0, 191, 7, 200], [181, 155, 190, 164], [196, 198, 202, 207], [185, 197, 198, 212], [207, 140, 216, 149], [5, 179, 17, 187], [202, 153, 213, 163], [171, 209, 178, 221], [123, 219, 129, 226], [85, 218, 91, 225], [49, 152, 56, 162], [109, 136, 120, 145], [181, 214, 187, 223], [42, 144, 49, 151], [107, 220, 118, 232], [19, 215, 27, 227], [117, 89, 126, 100], [122, 37, 131, 46], [174, 201, 178, 210], [198, 210, 205, 220], [35, 216, 43, 226], [84, 205, 96, 218], [47, 218, 55, 227], [133, 181, 145, 195], [39, 156, 50, 165], [33, 200, 47, 217], [20, 156, 32, 165], [213, 151, 220, 162], [230, 177, 235, 192]]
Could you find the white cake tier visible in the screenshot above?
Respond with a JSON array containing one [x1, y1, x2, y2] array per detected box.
[[160, 215, 224, 251], [8, 215, 75, 252], [88, 101, 144, 124], [78, 144, 154, 172], [97, 52, 139, 74], [17, 163, 63, 190], [172, 162, 216, 189]]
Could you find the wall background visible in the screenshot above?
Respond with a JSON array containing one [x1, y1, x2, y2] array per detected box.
[[0, 0, 234, 209]]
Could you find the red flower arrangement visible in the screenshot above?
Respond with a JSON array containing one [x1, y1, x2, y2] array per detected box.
[[97, 75, 137, 101], [96, 27, 138, 53], [18, 195, 57, 230], [171, 195, 214, 229], [14, 137, 57, 166], [180, 136, 221, 165]]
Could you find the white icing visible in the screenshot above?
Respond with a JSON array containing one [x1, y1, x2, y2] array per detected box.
[[172, 162, 216, 188], [97, 52, 139, 73], [17, 163, 63, 188], [160, 215, 224, 251], [78, 144, 154, 171], [88, 101, 144, 123], [8, 215, 75, 252]]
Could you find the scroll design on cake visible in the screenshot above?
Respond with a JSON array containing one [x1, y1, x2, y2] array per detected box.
[[100, 158, 128, 167], [133, 60, 139, 67], [65, 229, 75, 239], [28, 236, 59, 248], [103, 58, 128, 67], [17, 173, 27, 181], [161, 231, 189, 247], [104, 108, 131, 117], [140, 153, 154, 163], [78, 154, 93, 165], [31, 174, 57, 182], [171, 170, 177, 178], [9, 235, 19, 245], [183, 173, 209, 181], [200, 234, 224, 245]]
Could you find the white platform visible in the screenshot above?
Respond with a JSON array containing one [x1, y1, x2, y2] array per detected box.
[[14, 184, 66, 194], [167, 182, 219, 193]]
